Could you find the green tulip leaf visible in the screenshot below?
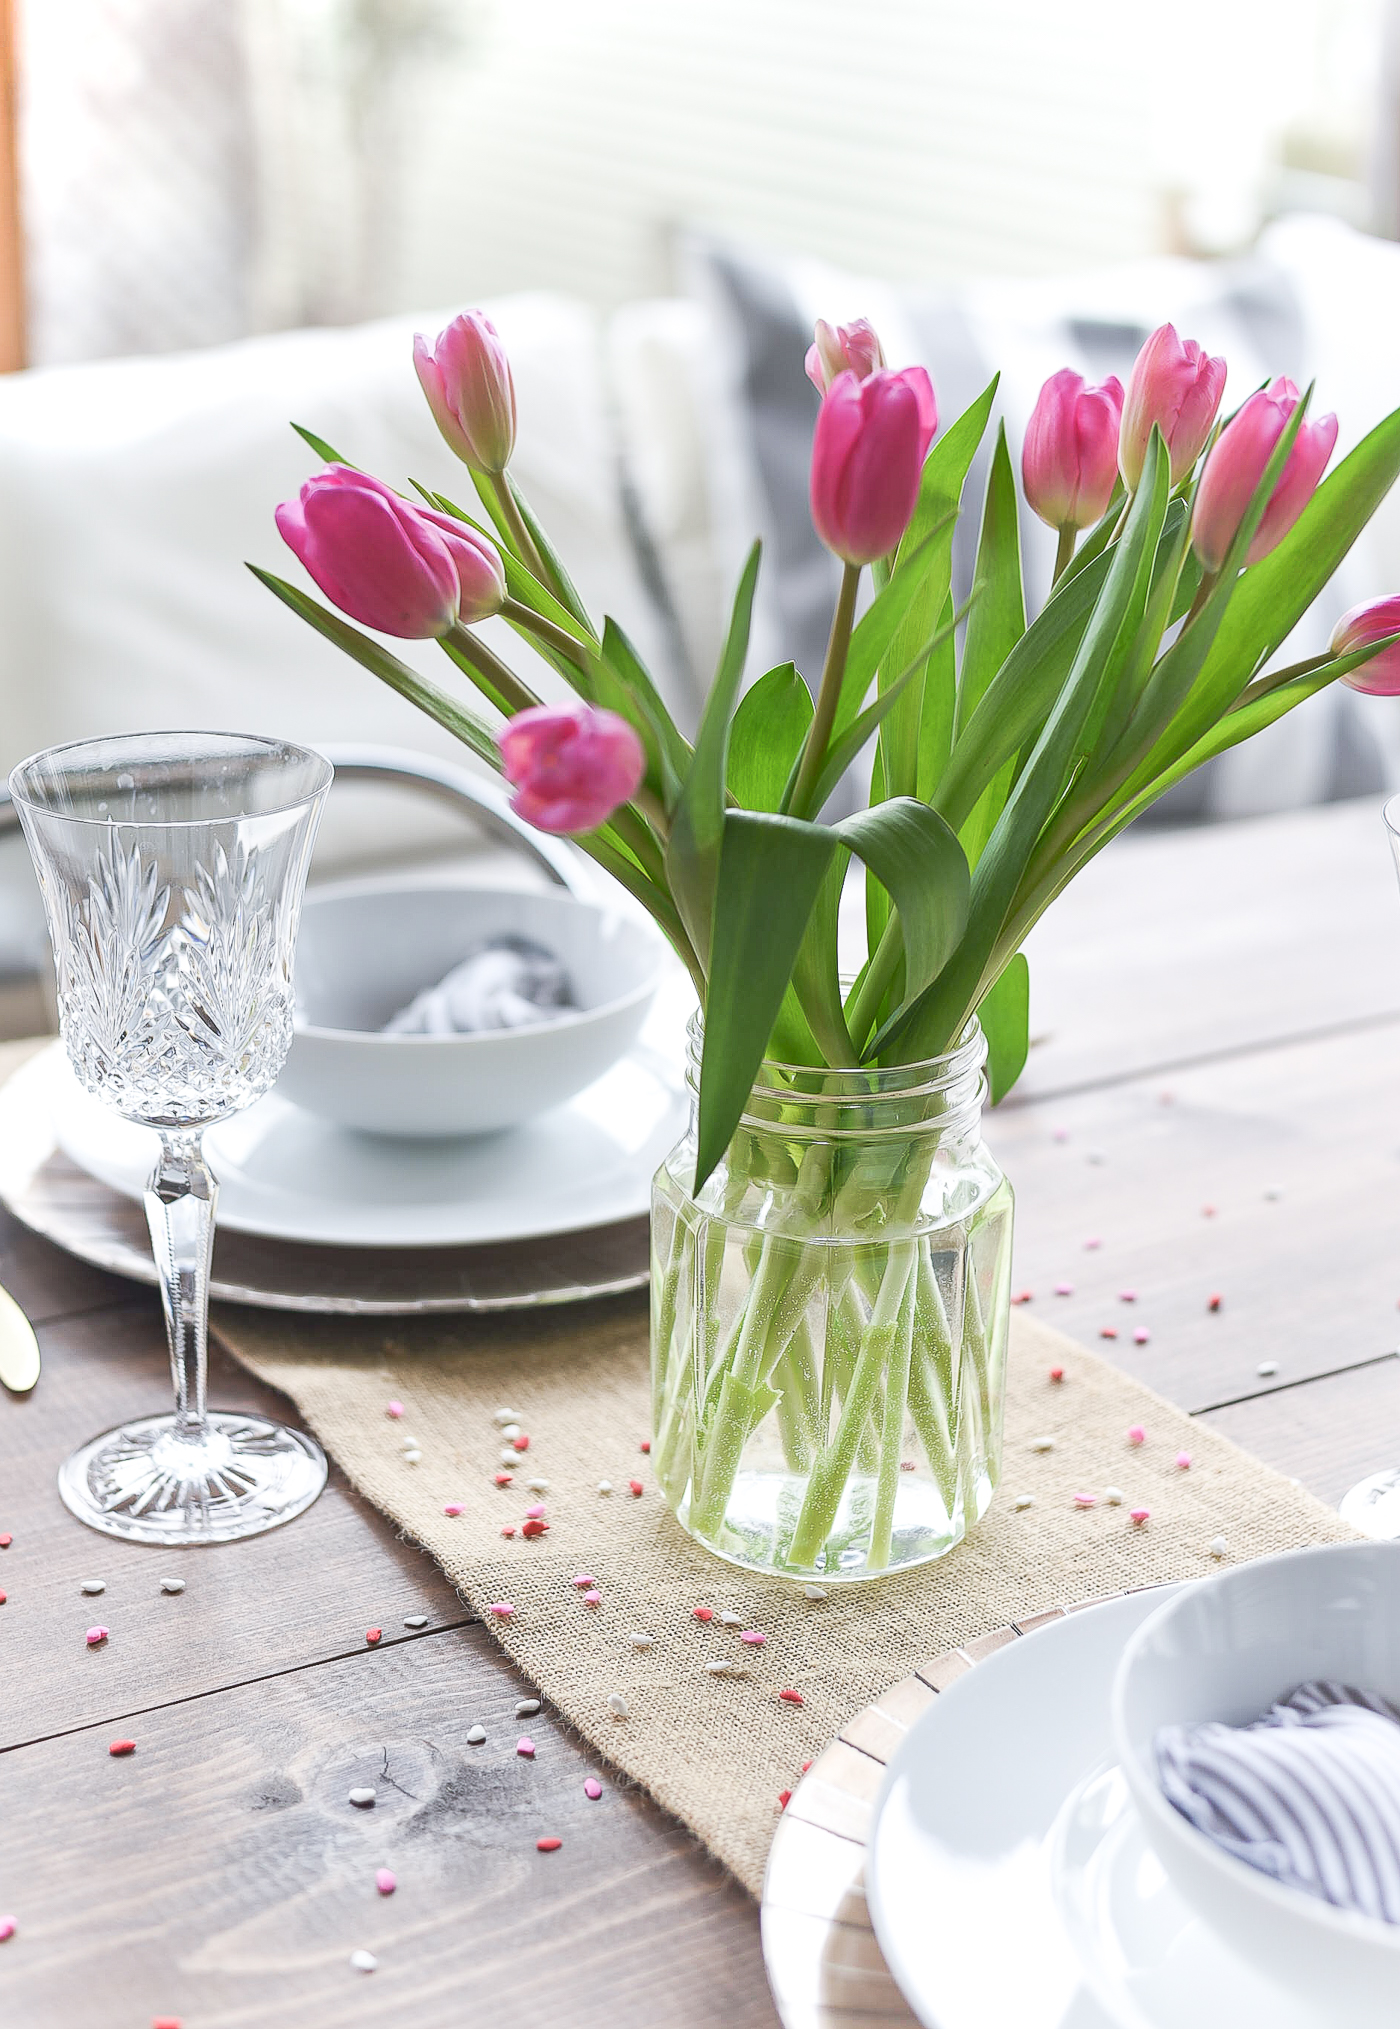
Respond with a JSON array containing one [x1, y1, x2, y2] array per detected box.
[[977, 951, 1030, 1105], [955, 422, 1026, 867], [728, 662, 813, 811]]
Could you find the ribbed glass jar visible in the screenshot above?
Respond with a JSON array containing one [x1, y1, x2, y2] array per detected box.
[[650, 1018, 1013, 1582]]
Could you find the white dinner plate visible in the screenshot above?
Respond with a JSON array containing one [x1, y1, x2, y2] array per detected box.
[[866, 1589, 1339, 2029], [43, 983, 689, 1250]]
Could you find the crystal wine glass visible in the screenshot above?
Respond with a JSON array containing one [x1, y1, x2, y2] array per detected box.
[[11, 731, 333, 1544]]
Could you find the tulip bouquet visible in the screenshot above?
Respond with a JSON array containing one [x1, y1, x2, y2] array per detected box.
[[257, 310, 1400, 1580]]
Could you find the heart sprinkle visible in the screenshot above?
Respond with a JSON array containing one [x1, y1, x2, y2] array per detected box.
[[365, 1628, 382, 1646], [1127, 1425, 1145, 1446], [1175, 1451, 1192, 1470], [0, 1919, 13, 1942], [1133, 1328, 1150, 1345], [628, 1479, 644, 1497], [692, 1606, 713, 1622], [739, 1630, 766, 1646], [376, 1869, 396, 1895], [607, 1693, 630, 1718], [517, 1736, 536, 1758], [626, 1633, 654, 1650], [1073, 1493, 1097, 1509], [521, 1518, 548, 1539], [488, 1603, 515, 1619], [85, 1626, 108, 1647], [582, 1590, 601, 1608], [350, 1949, 377, 1973], [1210, 1535, 1228, 1558], [536, 1836, 561, 1851], [494, 1472, 513, 1486], [466, 1725, 486, 1745], [584, 1778, 602, 1799], [572, 1573, 596, 1588], [1131, 1507, 1151, 1525], [160, 1578, 184, 1595], [404, 1615, 429, 1629], [385, 1401, 404, 1419], [348, 1787, 376, 1808], [515, 1698, 541, 1718], [108, 1739, 136, 1757], [779, 1689, 804, 1706], [1049, 1364, 1065, 1382], [443, 1504, 464, 1518], [803, 1585, 827, 1601], [597, 1480, 614, 1494], [80, 1580, 105, 1596]]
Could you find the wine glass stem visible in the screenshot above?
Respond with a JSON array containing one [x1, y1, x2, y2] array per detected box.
[[144, 1130, 216, 1440]]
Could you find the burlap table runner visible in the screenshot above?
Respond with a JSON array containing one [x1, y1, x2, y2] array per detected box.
[[212, 1297, 1354, 1896]]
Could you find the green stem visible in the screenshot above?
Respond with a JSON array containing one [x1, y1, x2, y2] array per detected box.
[[867, 1263, 917, 1570], [787, 561, 862, 818], [487, 470, 551, 584], [500, 596, 590, 673], [1053, 524, 1077, 583], [441, 622, 542, 715], [845, 913, 902, 1056]]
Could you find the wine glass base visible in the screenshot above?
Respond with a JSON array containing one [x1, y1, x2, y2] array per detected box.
[[1338, 1466, 1400, 1541], [58, 1410, 328, 1545]]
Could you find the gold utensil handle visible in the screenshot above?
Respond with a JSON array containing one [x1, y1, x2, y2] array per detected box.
[[0, 1281, 39, 1392]]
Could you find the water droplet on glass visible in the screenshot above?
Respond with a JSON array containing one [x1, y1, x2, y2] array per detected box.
[[115, 772, 134, 791]]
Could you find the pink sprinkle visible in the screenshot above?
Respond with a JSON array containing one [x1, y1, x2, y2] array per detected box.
[[1208, 1293, 1222, 1312], [1127, 1425, 1145, 1447], [517, 1736, 536, 1758], [582, 1590, 601, 1608], [0, 1917, 13, 1942], [1118, 1289, 1137, 1303], [1133, 1328, 1150, 1345], [1049, 1364, 1064, 1382], [1176, 1451, 1192, 1470], [524, 1504, 545, 1520], [1011, 1289, 1033, 1305], [1202, 1204, 1217, 1218], [501, 1526, 516, 1538], [1084, 1237, 1102, 1250], [583, 1777, 603, 1800], [1100, 1326, 1119, 1340], [899, 1460, 916, 1471], [85, 1626, 108, 1646], [1073, 1493, 1097, 1509], [1054, 1281, 1073, 1297], [375, 1869, 396, 1896], [385, 1400, 404, 1419], [739, 1630, 766, 1646], [443, 1503, 464, 1517], [1131, 1507, 1151, 1525], [488, 1602, 515, 1619], [1052, 1127, 1069, 1143], [572, 1574, 596, 1588]]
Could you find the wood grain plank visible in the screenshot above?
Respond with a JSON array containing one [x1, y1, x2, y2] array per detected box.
[[1201, 1356, 1400, 1506], [0, 1627, 776, 2029], [0, 1302, 468, 1748], [1019, 797, 1400, 1097]]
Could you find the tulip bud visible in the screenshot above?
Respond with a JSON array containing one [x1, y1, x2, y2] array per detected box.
[[1191, 378, 1338, 574], [809, 366, 938, 566], [414, 311, 517, 474], [805, 317, 885, 395], [1119, 323, 1227, 490], [1021, 369, 1124, 533], [496, 702, 647, 835], [1333, 597, 1400, 696], [275, 466, 505, 638]]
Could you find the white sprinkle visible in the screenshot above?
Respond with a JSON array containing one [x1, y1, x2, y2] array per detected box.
[[466, 1724, 486, 1745], [1012, 1494, 1034, 1512], [350, 1949, 378, 1973], [501, 1424, 521, 1443], [1257, 1360, 1279, 1377], [500, 1449, 523, 1467], [403, 1449, 422, 1465], [348, 1787, 376, 1808], [159, 1577, 185, 1595], [597, 1480, 614, 1495], [403, 1615, 429, 1629], [607, 1692, 630, 1719], [80, 1580, 106, 1596], [1104, 1488, 1125, 1506], [1264, 1188, 1282, 1201], [400, 1438, 418, 1453], [1087, 1149, 1106, 1165], [718, 1610, 743, 1627], [1032, 1436, 1055, 1454], [704, 1659, 745, 1676], [515, 1698, 541, 1718], [1210, 1535, 1228, 1559], [525, 1477, 549, 1493], [493, 1407, 522, 1426], [803, 1584, 827, 1602], [626, 1632, 654, 1650]]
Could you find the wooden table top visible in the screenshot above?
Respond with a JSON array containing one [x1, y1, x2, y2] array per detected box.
[[4, 795, 1400, 2029]]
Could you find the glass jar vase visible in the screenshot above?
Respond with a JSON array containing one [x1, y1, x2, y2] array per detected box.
[[651, 1018, 1013, 1582]]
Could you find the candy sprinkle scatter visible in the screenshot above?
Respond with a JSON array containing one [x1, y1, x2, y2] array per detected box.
[[1208, 1293, 1222, 1312], [1073, 1493, 1097, 1509], [628, 1479, 644, 1497], [348, 1787, 376, 1808], [1119, 1289, 1138, 1303], [1012, 1495, 1034, 1512], [466, 1725, 486, 1745], [803, 1585, 828, 1601], [159, 1578, 184, 1595], [1131, 1507, 1151, 1525], [536, 1836, 562, 1852], [1202, 1204, 1217, 1219], [1127, 1425, 1145, 1447], [739, 1630, 767, 1646], [85, 1626, 108, 1647], [692, 1606, 713, 1622], [488, 1603, 515, 1620], [1049, 1365, 1064, 1383], [1210, 1535, 1228, 1559], [515, 1698, 541, 1718], [899, 1459, 916, 1471], [376, 1869, 396, 1895], [385, 1401, 404, 1419], [1175, 1451, 1192, 1470], [516, 1736, 536, 1758], [1257, 1360, 1279, 1377], [779, 1689, 804, 1706], [80, 1580, 105, 1595], [584, 1778, 602, 1800], [1133, 1328, 1150, 1345], [597, 1480, 613, 1495], [607, 1693, 630, 1718], [365, 1628, 382, 1646], [350, 1949, 377, 1973]]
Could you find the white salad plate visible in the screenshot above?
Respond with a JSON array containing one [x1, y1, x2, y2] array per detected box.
[[866, 1589, 1339, 2029]]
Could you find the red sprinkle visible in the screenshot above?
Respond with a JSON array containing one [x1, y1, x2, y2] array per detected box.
[[801, 1759, 812, 1773], [0, 1592, 6, 1605], [521, 1518, 548, 1539], [108, 1739, 136, 1757], [536, 1836, 561, 1852], [366, 1628, 382, 1646], [1011, 1290, 1033, 1305], [517, 1736, 536, 1758], [778, 1788, 791, 1809], [1202, 1204, 1217, 1218], [152, 2019, 182, 2029], [584, 1777, 603, 1799], [0, 1534, 11, 1548], [501, 1526, 516, 1538], [494, 1472, 513, 1486], [779, 1689, 804, 1706], [513, 1434, 531, 1452], [1100, 1327, 1119, 1340], [1049, 1365, 1064, 1382], [628, 1479, 644, 1497], [692, 1606, 713, 1622], [639, 1439, 651, 1453], [1208, 1294, 1222, 1312]]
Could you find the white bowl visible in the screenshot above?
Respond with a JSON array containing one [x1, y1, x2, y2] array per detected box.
[[1111, 1542, 1400, 2025], [277, 882, 666, 1137]]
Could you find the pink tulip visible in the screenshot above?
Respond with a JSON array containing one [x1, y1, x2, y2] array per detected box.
[[805, 317, 885, 394], [414, 311, 517, 474], [1119, 323, 1227, 489], [809, 367, 938, 566], [1022, 369, 1124, 532], [1333, 597, 1400, 696], [1192, 378, 1338, 573], [276, 466, 505, 638], [497, 703, 646, 835]]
